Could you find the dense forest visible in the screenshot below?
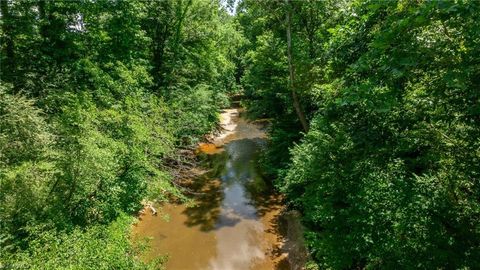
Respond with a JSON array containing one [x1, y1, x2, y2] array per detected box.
[[238, 0, 480, 269], [1, 0, 479, 269], [0, 0, 240, 268]]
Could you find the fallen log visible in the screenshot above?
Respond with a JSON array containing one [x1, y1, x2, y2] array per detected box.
[[147, 204, 157, 215]]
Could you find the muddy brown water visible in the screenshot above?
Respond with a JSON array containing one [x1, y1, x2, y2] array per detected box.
[[132, 109, 292, 270]]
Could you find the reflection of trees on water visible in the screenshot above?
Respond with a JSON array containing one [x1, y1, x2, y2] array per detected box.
[[182, 137, 283, 232], [181, 174, 223, 231]]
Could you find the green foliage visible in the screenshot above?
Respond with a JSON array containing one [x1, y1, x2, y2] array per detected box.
[[241, 31, 289, 118], [1, 0, 240, 267], [239, 0, 480, 268], [1, 214, 165, 270], [0, 85, 56, 242], [0, 86, 52, 165], [170, 84, 222, 145]]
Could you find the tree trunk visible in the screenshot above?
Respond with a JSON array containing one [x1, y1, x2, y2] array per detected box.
[[285, 0, 309, 133], [0, 0, 16, 83]]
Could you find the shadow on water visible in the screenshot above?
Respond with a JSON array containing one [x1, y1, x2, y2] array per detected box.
[[182, 137, 279, 232], [181, 174, 224, 231]]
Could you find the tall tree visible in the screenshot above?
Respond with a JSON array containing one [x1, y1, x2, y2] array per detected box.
[[285, 0, 308, 132]]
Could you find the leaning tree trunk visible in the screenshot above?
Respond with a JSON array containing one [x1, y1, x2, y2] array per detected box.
[[285, 0, 309, 133]]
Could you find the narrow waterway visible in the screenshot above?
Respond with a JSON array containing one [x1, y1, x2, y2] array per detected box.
[[133, 108, 292, 270]]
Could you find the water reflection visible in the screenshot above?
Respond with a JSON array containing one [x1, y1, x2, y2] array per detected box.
[[207, 138, 270, 269]]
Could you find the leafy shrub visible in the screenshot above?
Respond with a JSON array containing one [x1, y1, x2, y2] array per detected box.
[[1, 214, 165, 270]]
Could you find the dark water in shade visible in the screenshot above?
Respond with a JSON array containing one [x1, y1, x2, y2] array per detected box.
[[133, 109, 289, 270]]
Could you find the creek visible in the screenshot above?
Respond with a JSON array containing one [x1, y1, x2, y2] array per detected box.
[[133, 108, 300, 270]]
